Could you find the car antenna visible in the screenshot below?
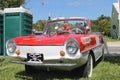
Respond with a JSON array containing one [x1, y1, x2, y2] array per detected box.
[[48, 13, 51, 20], [47, 13, 51, 37]]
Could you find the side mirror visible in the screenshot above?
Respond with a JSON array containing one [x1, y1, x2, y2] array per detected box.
[[101, 32, 105, 36], [32, 29, 36, 35], [86, 26, 90, 31], [86, 26, 89, 30], [55, 26, 58, 30], [85, 26, 91, 34]]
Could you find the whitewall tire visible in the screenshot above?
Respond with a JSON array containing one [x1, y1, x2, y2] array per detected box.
[[83, 54, 93, 77]]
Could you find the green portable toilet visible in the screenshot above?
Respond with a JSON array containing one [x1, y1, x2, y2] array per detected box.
[[3, 7, 33, 56], [0, 10, 3, 55]]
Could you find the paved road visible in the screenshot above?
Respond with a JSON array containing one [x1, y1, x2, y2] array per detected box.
[[107, 41, 120, 48], [105, 41, 120, 56]]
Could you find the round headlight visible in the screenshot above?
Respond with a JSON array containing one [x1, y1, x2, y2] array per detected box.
[[6, 40, 16, 53], [66, 39, 79, 56]]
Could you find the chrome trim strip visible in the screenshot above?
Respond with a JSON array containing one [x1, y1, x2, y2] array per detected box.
[[81, 44, 103, 53]]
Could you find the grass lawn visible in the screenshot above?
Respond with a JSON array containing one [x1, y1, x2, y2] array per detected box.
[[105, 36, 120, 42], [0, 56, 120, 80]]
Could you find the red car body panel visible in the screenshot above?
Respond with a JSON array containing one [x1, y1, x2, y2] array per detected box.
[[12, 33, 103, 53]]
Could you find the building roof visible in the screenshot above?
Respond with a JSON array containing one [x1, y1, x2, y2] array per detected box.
[[113, 3, 119, 13], [4, 6, 32, 15]]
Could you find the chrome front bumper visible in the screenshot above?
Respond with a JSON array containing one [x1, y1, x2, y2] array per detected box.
[[9, 51, 89, 71], [10, 60, 76, 67]]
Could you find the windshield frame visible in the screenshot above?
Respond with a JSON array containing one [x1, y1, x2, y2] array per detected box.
[[43, 18, 90, 36]]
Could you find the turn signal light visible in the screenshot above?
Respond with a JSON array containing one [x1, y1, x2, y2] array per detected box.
[[15, 50, 20, 55], [60, 51, 65, 56]]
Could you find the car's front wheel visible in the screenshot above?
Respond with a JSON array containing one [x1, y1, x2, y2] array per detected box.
[[83, 54, 93, 77]]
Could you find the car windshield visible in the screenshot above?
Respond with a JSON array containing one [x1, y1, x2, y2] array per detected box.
[[43, 20, 88, 36]]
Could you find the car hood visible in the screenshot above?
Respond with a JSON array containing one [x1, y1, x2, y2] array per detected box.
[[12, 34, 77, 46]]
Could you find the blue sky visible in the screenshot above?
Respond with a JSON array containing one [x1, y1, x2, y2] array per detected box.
[[25, 0, 118, 23]]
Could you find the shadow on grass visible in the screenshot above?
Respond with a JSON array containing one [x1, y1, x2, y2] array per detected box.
[[15, 70, 83, 80], [14, 56, 120, 80], [104, 56, 120, 65]]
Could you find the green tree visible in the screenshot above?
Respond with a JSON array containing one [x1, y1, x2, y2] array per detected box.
[[33, 20, 47, 31], [91, 15, 111, 36], [0, 0, 25, 10]]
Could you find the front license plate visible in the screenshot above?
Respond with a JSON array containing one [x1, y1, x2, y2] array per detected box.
[[27, 53, 44, 63]]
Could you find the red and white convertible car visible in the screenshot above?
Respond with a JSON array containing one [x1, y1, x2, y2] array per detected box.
[[6, 17, 105, 77]]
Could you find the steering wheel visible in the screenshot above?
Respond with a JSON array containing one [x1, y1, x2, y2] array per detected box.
[[71, 28, 83, 34]]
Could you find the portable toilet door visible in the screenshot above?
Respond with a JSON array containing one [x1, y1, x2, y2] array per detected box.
[[3, 7, 33, 56], [0, 10, 3, 55]]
